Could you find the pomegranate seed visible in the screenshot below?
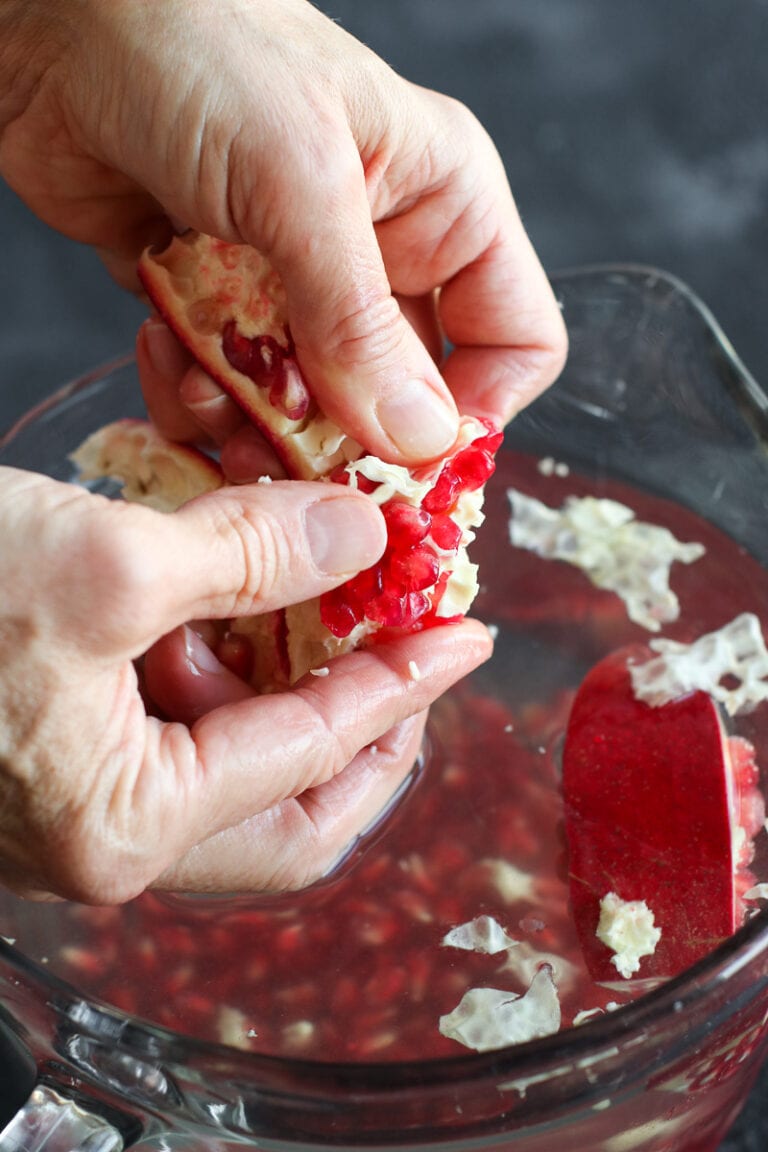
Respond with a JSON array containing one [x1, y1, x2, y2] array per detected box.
[[451, 443, 496, 492], [351, 472, 380, 495], [475, 425, 505, 453], [319, 588, 361, 637], [328, 464, 351, 486], [345, 564, 384, 610], [222, 323, 310, 421], [367, 591, 430, 629], [273, 359, 311, 421], [423, 465, 461, 514], [429, 512, 462, 551], [382, 501, 432, 549], [387, 545, 440, 593]]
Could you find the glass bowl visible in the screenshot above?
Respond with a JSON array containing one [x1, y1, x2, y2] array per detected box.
[[1, 265, 768, 1152]]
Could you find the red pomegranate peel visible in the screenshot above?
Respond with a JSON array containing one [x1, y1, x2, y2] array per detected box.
[[562, 645, 763, 983]]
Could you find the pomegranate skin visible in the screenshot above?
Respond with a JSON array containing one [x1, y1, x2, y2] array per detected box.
[[562, 645, 762, 982]]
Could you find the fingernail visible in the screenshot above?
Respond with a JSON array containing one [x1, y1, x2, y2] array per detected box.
[[180, 367, 227, 407], [376, 382, 458, 460], [142, 317, 191, 379], [306, 497, 386, 576], [183, 624, 226, 676]]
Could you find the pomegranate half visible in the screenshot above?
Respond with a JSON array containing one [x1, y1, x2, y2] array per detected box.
[[562, 645, 765, 982]]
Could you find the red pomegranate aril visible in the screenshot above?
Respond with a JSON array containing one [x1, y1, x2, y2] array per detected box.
[[221, 322, 310, 421], [452, 443, 496, 491], [367, 590, 430, 629], [387, 545, 440, 594], [319, 588, 361, 638], [328, 464, 351, 486], [366, 592, 407, 628], [429, 512, 463, 551], [345, 564, 384, 609], [382, 501, 432, 549], [352, 473, 380, 495], [221, 319, 256, 377], [475, 425, 505, 453], [423, 466, 460, 514], [270, 357, 311, 421]]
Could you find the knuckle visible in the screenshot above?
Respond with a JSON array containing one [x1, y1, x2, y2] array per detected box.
[[215, 501, 289, 613], [48, 835, 146, 905], [62, 506, 163, 645], [326, 291, 406, 372]]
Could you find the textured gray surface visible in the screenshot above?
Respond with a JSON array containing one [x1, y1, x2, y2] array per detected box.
[[1, 3, 768, 1145]]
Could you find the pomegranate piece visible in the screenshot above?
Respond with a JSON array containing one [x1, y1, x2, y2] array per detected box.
[[70, 418, 224, 511], [135, 231, 501, 687], [138, 232, 358, 480], [562, 645, 764, 982]]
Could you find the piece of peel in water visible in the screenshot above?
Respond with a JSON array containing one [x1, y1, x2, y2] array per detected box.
[[630, 612, 768, 715], [441, 915, 519, 955], [596, 892, 662, 979], [507, 490, 704, 631], [438, 966, 561, 1052]]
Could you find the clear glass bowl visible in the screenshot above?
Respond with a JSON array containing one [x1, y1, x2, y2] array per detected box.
[[1, 265, 768, 1152]]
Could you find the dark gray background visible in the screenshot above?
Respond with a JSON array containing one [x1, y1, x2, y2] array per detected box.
[[1, 3, 767, 1146]]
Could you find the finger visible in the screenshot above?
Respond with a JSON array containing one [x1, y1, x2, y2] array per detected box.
[[219, 425, 288, 484], [154, 713, 427, 893], [162, 481, 387, 626], [178, 365, 247, 445], [44, 477, 386, 656], [438, 233, 568, 423], [185, 621, 491, 838], [137, 320, 248, 446], [136, 317, 202, 442], [259, 133, 459, 465], [143, 624, 257, 724], [374, 101, 567, 425], [127, 621, 491, 897]]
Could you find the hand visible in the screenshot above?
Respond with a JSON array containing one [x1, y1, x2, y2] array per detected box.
[[0, 466, 492, 902], [0, 0, 567, 467]]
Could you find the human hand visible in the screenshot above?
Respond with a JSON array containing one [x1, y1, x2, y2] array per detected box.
[[0, 0, 566, 467], [0, 466, 491, 902]]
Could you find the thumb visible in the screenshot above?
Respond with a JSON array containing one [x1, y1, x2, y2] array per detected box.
[[266, 142, 459, 465]]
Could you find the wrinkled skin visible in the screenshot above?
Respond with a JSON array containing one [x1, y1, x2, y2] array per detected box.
[[0, 0, 562, 901]]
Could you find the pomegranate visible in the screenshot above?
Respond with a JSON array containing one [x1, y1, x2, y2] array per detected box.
[[71, 418, 224, 511], [562, 645, 765, 982], [73, 233, 501, 689]]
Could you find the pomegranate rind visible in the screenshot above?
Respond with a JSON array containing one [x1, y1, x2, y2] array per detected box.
[[70, 418, 224, 512], [562, 645, 761, 981], [138, 233, 362, 480]]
